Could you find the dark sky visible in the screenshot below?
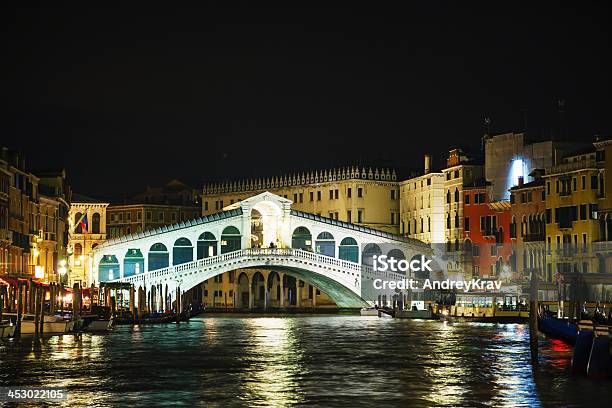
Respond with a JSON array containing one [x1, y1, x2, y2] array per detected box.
[[2, 2, 611, 199]]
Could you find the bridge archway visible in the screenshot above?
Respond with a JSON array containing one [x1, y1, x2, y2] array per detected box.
[[292, 227, 312, 250], [315, 232, 335, 257], [197, 232, 217, 259], [251, 271, 266, 308], [387, 248, 405, 261], [124, 249, 144, 277], [362, 243, 382, 267], [149, 243, 169, 270], [221, 226, 241, 253], [250, 199, 283, 248], [173, 238, 193, 265], [250, 209, 264, 247], [99, 255, 119, 281], [236, 272, 250, 309], [267, 271, 282, 307], [339, 237, 359, 263]]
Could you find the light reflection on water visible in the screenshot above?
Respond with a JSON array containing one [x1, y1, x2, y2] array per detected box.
[[1, 316, 609, 407]]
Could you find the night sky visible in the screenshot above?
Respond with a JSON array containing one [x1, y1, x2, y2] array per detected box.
[[2, 2, 611, 200]]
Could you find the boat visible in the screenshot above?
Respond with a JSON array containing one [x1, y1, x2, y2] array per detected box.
[[9, 314, 76, 335], [1, 321, 16, 338], [360, 307, 379, 316], [85, 317, 114, 332], [396, 308, 435, 319], [434, 292, 530, 323], [538, 316, 577, 344]]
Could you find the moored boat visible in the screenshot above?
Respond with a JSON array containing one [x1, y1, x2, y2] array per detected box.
[[360, 307, 379, 316], [1, 322, 16, 338], [538, 316, 577, 344], [86, 317, 114, 332], [6, 314, 76, 335]]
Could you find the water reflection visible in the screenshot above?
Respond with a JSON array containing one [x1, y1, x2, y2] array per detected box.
[[0, 317, 609, 407], [240, 318, 305, 406]]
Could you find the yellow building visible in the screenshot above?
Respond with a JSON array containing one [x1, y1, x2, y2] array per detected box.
[[202, 167, 400, 234], [68, 195, 109, 287], [400, 155, 446, 243], [543, 146, 602, 278], [37, 170, 71, 283]]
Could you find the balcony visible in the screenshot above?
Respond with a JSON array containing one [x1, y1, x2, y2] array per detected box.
[[523, 233, 545, 242], [42, 231, 56, 242], [592, 241, 612, 254], [547, 157, 597, 175]]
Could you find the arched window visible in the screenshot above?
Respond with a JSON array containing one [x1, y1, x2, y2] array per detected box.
[[454, 212, 459, 228], [446, 190, 451, 204], [92, 213, 101, 234], [291, 227, 312, 250], [454, 188, 459, 202], [464, 239, 472, 253], [197, 232, 217, 259], [339, 237, 359, 263], [173, 237, 193, 265], [149, 243, 169, 271], [221, 226, 241, 253], [74, 212, 83, 233], [497, 227, 504, 244], [315, 232, 335, 257]]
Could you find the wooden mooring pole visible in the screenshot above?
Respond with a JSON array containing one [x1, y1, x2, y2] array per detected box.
[[16, 282, 23, 337], [529, 269, 539, 366], [176, 286, 180, 323], [38, 285, 45, 335]]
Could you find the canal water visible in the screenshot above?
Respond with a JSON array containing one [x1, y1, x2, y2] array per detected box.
[[0, 315, 609, 407]]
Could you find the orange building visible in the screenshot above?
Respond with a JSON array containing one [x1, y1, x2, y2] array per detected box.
[[462, 182, 513, 279]]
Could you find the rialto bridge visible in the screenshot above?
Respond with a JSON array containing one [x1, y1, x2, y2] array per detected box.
[[94, 192, 431, 309]]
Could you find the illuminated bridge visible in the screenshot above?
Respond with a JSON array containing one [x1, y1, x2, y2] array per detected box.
[[94, 192, 431, 308]]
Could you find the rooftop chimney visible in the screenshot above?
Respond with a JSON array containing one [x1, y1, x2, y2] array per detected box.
[[424, 154, 432, 174], [518, 176, 524, 187]]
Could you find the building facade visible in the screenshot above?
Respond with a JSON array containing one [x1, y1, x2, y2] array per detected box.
[[462, 183, 513, 280], [128, 179, 200, 206], [509, 176, 549, 296], [36, 170, 71, 283], [107, 204, 202, 238], [68, 195, 109, 287], [543, 147, 602, 277], [201, 167, 401, 234], [400, 155, 445, 244], [484, 132, 586, 201], [0, 148, 71, 283]]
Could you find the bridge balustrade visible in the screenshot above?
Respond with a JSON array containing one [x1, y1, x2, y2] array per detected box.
[[114, 247, 363, 285]]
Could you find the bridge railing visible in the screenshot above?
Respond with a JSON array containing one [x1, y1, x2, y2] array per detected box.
[[116, 247, 362, 284]]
